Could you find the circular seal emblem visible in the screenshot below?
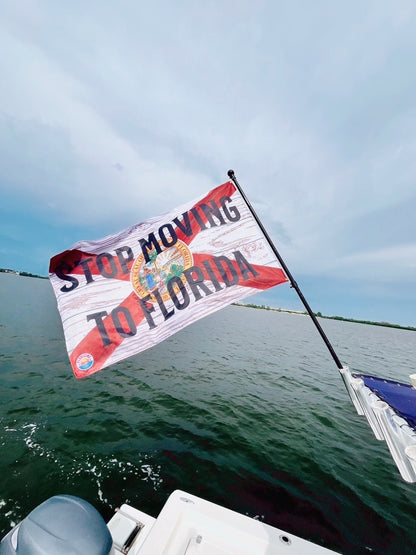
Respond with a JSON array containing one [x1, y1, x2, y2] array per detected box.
[[131, 240, 193, 302], [76, 353, 94, 371]]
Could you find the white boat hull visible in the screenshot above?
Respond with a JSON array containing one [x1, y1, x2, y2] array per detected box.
[[108, 490, 339, 554]]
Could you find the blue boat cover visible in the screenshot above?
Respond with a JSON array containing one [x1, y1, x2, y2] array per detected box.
[[353, 374, 416, 431]]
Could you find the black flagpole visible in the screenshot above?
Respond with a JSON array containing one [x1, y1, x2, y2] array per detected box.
[[227, 169, 343, 370]]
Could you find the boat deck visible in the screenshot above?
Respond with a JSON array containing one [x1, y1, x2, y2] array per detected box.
[[108, 490, 339, 554]]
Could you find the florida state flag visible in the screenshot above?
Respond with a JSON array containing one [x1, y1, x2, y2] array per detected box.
[[50, 180, 288, 378]]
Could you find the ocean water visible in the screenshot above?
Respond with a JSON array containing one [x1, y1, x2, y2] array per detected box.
[[0, 272, 415, 554]]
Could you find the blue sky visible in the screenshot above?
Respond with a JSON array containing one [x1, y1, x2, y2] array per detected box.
[[1, 1, 416, 326]]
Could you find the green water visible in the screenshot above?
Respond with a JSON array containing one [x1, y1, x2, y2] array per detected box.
[[0, 273, 415, 554]]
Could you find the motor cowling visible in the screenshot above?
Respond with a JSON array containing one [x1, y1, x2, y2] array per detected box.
[[0, 494, 112, 555]]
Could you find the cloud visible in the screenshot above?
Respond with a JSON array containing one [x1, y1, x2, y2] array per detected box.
[[329, 244, 416, 282], [1, 0, 415, 322]]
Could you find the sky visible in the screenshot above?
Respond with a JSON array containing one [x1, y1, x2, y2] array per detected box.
[[1, 1, 416, 326]]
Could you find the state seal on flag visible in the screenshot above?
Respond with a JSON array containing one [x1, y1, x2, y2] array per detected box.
[[131, 241, 193, 302]]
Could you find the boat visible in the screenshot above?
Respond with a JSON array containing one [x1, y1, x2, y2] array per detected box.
[[340, 366, 416, 482], [3, 172, 415, 553], [0, 489, 339, 554]]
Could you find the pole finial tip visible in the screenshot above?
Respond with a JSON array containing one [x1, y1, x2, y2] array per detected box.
[[227, 169, 235, 178]]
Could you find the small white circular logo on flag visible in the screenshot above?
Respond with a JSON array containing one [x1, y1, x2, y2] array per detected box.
[[76, 353, 94, 371]]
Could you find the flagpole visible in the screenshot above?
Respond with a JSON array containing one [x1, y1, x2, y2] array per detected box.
[[227, 169, 343, 370]]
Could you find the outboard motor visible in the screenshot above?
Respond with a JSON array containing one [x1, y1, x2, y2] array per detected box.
[[0, 494, 112, 554]]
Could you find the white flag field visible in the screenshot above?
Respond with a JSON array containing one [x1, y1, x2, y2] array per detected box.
[[49, 180, 288, 378]]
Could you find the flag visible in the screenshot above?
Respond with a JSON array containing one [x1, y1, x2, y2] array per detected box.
[[50, 180, 288, 378]]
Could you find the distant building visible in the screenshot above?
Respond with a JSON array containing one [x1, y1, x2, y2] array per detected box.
[[0, 268, 20, 275]]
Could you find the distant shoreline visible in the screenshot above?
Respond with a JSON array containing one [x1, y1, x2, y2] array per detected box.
[[0, 268, 48, 279], [233, 302, 416, 332], [2, 268, 414, 332]]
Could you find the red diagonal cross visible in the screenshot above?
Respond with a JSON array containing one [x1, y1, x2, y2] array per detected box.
[[54, 182, 286, 377]]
